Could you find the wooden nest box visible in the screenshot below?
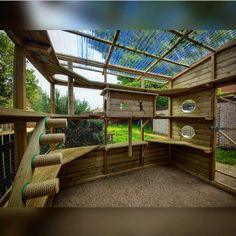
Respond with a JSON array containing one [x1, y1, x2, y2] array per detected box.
[[101, 88, 158, 118]]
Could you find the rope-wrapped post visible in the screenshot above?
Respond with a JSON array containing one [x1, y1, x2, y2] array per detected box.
[[31, 153, 63, 168], [39, 133, 65, 145], [45, 118, 68, 129], [22, 178, 59, 201]]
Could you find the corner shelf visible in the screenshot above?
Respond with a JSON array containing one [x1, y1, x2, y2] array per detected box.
[[147, 138, 212, 153], [154, 115, 213, 121], [105, 141, 148, 151]]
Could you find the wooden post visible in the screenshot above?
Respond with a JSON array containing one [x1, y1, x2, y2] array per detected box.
[[168, 81, 173, 162], [103, 118, 108, 174], [104, 69, 107, 83], [128, 118, 132, 157], [140, 119, 144, 141], [50, 82, 56, 150], [68, 62, 74, 115], [210, 54, 216, 181], [13, 45, 27, 168], [50, 82, 55, 114], [141, 78, 144, 88]]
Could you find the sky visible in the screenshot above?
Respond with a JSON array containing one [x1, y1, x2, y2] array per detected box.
[[27, 30, 118, 110]]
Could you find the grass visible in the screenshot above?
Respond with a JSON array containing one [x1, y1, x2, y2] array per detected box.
[[108, 123, 236, 166], [216, 147, 236, 165], [107, 123, 158, 143]]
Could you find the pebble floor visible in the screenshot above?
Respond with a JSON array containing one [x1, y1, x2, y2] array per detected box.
[[53, 166, 236, 207]]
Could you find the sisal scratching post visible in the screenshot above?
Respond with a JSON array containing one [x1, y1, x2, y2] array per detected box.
[[45, 118, 68, 128], [39, 133, 65, 145], [32, 153, 63, 168], [22, 178, 59, 201]]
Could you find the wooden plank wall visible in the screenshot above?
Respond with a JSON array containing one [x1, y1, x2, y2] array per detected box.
[[143, 143, 169, 165], [107, 91, 154, 118], [59, 143, 169, 188], [172, 120, 212, 147], [172, 58, 212, 88], [216, 45, 236, 80], [172, 90, 213, 117], [171, 145, 211, 180]]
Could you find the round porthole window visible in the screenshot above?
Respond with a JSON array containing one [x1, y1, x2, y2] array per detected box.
[[182, 99, 197, 113], [181, 125, 195, 139]]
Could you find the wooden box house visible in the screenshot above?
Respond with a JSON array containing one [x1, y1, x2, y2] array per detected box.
[[101, 88, 157, 118]]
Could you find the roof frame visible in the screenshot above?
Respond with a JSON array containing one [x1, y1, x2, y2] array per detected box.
[[138, 30, 193, 80], [64, 30, 190, 68], [57, 53, 172, 80], [169, 30, 216, 52], [103, 30, 120, 74]]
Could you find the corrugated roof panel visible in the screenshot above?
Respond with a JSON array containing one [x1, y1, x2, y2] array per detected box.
[[166, 39, 209, 65], [110, 46, 155, 70], [150, 61, 186, 76], [189, 30, 236, 49]]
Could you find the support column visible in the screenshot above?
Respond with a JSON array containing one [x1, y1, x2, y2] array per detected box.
[[50, 82, 55, 114], [141, 78, 145, 88], [104, 69, 107, 83], [13, 45, 27, 168], [128, 118, 132, 157], [68, 62, 74, 115]]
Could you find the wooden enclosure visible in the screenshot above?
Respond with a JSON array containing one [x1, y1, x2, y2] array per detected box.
[[1, 30, 236, 207], [101, 88, 157, 118]]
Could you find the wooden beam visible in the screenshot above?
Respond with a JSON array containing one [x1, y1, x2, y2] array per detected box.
[[169, 30, 216, 52], [64, 30, 190, 68], [24, 42, 52, 54], [68, 62, 74, 115], [103, 30, 120, 72], [218, 130, 236, 146], [128, 119, 132, 157], [13, 45, 27, 168], [50, 82, 55, 113], [218, 96, 236, 105], [57, 53, 172, 81]]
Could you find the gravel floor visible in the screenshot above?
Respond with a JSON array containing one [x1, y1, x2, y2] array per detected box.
[[53, 166, 236, 207]]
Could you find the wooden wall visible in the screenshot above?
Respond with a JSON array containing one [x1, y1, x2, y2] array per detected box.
[[171, 145, 211, 180], [143, 142, 169, 165], [172, 90, 213, 117], [172, 119, 212, 147], [59, 143, 169, 188], [216, 45, 236, 80], [172, 58, 212, 89], [106, 91, 154, 118]]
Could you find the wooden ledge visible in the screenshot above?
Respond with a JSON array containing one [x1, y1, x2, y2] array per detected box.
[[154, 115, 213, 120], [105, 141, 148, 151], [148, 139, 212, 153]]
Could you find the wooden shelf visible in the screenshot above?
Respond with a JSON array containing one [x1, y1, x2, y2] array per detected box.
[[0, 106, 49, 123], [148, 138, 212, 153], [157, 75, 236, 97], [154, 115, 213, 120], [105, 141, 148, 151]]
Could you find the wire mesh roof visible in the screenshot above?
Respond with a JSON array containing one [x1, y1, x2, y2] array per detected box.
[[48, 30, 236, 81]]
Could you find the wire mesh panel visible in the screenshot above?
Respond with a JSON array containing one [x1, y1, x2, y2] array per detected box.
[[0, 131, 15, 205], [59, 120, 104, 148]]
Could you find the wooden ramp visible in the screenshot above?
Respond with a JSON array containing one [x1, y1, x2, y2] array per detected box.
[[26, 145, 99, 207]]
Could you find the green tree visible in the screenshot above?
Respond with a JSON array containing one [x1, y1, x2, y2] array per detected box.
[[0, 31, 50, 112]]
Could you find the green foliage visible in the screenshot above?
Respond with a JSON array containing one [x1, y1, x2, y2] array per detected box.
[[0, 31, 14, 106], [107, 123, 156, 144], [216, 148, 236, 165]]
